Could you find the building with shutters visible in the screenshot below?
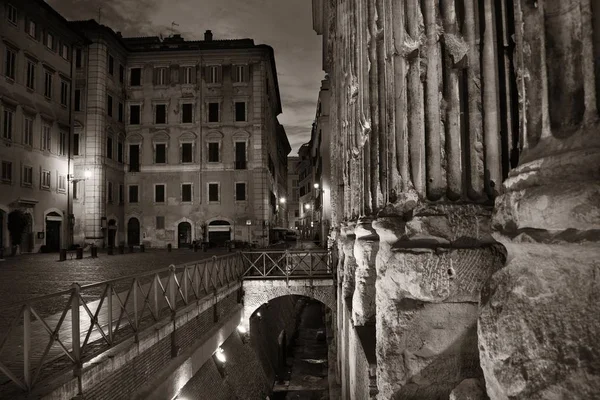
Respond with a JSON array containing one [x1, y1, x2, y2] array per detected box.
[[69, 23, 290, 248], [0, 0, 86, 253]]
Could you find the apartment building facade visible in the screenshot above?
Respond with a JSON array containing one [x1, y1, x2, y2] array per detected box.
[[286, 156, 300, 230], [0, 0, 85, 253], [69, 25, 289, 248]]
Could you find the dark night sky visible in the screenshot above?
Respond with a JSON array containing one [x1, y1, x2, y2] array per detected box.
[[46, 0, 324, 154]]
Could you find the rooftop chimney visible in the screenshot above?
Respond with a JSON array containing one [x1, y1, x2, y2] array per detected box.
[[204, 30, 213, 41]]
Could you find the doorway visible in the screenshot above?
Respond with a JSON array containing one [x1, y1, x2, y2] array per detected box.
[[108, 219, 117, 248], [178, 222, 192, 248], [208, 220, 231, 247], [127, 217, 140, 246], [45, 212, 62, 252]]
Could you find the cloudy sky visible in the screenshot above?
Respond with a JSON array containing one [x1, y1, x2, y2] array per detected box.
[[47, 0, 324, 154]]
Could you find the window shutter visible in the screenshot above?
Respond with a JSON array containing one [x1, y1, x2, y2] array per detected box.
[[216, 66, 222, 83], [191, 66, 197, 84], [244, 65, 250, 82], [170, 64, 179, 84], [152, 68, 158, 85], [231, 65, 236, 82]]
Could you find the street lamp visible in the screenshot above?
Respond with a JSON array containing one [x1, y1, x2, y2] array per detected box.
[[279, 197, 286, 204], [314, 183, 319, 189]]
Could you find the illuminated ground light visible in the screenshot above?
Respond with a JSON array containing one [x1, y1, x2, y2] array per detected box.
[[215, 347, 226, 363]]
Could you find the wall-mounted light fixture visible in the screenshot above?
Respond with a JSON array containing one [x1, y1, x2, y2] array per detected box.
[[305, 204, 311, 210], [67, 169, 92, 183], [279, 197, 286, 204]]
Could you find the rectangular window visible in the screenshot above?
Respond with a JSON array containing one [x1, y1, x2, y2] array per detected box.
[[58, 175, 66, 192], [41, 169, 50, 189], [182, 103, 193, 123], [182, 66, 193, 84], [155, 184, 165, 203], [5, 47, 16, 80], [59, 131, 67, 156], [60, 81, 69, 106], [155, 67, 167, 85], [155, 143, 166, 164], [46, 32, 54, 51], [208, 102, 219, 122], [207, 65, 221, 84], [129, 185, 139, 203], [7, 3, 17, 25], [130, 68, 141, 86], [118, 102, 123, 122], [208, 142, 219, 162], [22, 165, 32, 187], [23, 116, 33, 146], [26, 60, 35, 90], [75, 49, 82, 68], [156, 216, 165, 229], [155, 104, 166, 124], [61, 44, 69, 60], [107, 136, 113, 159], [181, 184, 192, 202], [27, 20, 36, 38], [1, 161, 12, 183], [119, 184, 124, 204], [73, 133, 80, 155], [74, 90, 81, 111], [235, 141, 246, 169], [117, 140, 123, 163], [73, 180, 78, 199], [129, 105, 140, 125], [235, 102, 246, 122], [119, 65, 124, 83], [235, 182, 246, 201], [181, 143, 193, 163], [44, 70, 53, 98], [107, 95, 113, 116], [107, 181, 113, 203], [42, 124, 51, 151], [129, 145, 140, 171], [233, 65, 247, 83], [3, 109, 14, 140], [108, 54, 114, 75], [208, 183, 219, 202], [294, 210, 299, 218]]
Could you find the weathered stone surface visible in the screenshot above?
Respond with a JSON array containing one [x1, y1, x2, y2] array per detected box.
[[352, 218, 378, 325], [449, 378, 487, 400], [479, 243, 600, 400], [340, 222, 357, 301], [374, 216, 495, 399]]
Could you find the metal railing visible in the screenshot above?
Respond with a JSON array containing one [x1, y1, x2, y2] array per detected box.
[[241, 250, 333, 279], [0, 253, 243, 394]]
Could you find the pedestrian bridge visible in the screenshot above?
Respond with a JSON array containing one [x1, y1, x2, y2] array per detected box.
[[0, 249, 336, 399]]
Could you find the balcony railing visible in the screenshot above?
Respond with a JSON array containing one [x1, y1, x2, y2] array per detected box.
[[241, 250, 333, 279]]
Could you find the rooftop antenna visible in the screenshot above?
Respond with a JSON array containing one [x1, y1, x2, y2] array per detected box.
[[170, 21, 179, 37]]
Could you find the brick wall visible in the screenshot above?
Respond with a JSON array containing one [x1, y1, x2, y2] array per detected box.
[[80, 291, 240, 399]]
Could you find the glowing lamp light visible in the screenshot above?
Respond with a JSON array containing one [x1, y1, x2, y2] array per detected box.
[[305, 204, 311, 210], [314, 183, 319, 189], [215, 347, 226, 363], [256, 311, 262, 318], [237, 324, 247, 334], [279, 197, 286, 204], [84, 170, 92, 179]]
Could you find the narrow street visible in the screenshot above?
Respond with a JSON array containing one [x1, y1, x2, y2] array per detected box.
[[273, 300, 329, 400]]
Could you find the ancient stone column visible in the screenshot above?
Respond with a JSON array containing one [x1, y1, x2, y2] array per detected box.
[[373, 205, 504, 400], [478, 1, 600, 398], [339, 222, 357, 302], [352, 217, 378, 326]]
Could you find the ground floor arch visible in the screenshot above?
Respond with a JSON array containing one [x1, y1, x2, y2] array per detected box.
[[208, 220, 231, 247], [44, 210, 63, 252], [127, 217, 140, 246]]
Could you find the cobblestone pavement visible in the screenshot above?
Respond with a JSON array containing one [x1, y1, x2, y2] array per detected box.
[[0, 247, 232, 307]]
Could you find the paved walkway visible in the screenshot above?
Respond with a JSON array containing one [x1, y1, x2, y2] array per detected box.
[[0, 248, 230, 307]]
